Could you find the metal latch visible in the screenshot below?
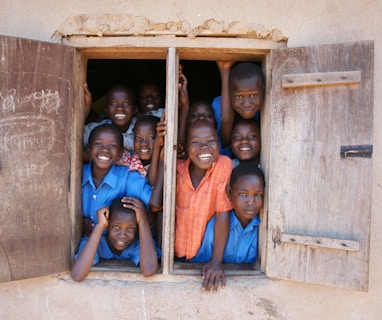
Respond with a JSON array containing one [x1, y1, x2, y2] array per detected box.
[[340, 145, 373, 158]]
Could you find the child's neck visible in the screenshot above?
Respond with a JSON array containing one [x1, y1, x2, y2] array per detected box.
[[115, 122, 131, 133], [240, 157, 260, 166], [91, 164, 112, 188], [189, 163, 207, 189]]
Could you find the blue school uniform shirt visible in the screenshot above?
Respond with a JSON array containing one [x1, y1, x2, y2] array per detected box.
[[74, 235, 142, 266], [191, 210, 261, 263], [211, 96, 261, 158], [82, 163, 152, 224]]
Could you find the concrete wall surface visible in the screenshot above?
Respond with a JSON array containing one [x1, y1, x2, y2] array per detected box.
[[0, 1, 381, 319]]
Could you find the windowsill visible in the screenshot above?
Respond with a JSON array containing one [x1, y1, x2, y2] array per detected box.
[[90, 259, 263, 277]]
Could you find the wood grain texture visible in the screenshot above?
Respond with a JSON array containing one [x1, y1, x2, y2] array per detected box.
[[0, 35, 75, 282], [265, 41, 373, 291]]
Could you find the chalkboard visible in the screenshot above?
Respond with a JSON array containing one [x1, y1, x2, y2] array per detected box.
[[0, 35, 75, 281]]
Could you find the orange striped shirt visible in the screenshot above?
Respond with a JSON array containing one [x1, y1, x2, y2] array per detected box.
[[175, 155, 233, 259]]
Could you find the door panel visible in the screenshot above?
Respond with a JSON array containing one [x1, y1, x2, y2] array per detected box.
[[0, 35, 75, 281], [265, 41, 373, 290]]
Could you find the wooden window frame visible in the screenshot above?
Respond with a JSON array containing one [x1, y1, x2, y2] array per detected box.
[[65, 35, 285, 276]]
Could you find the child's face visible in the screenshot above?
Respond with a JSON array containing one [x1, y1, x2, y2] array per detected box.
[[230, 75, 264, 119], [229, 174, 264, 228], [188, 103, 215, 126], [107, 210, 137, 252], [88, 129, 123, 170], [134, 122, 156, 161], [231, 122, 261, 162], [139, 84, 162, 114], [106, 89, 137, 131], [187, 122, 219, 170]]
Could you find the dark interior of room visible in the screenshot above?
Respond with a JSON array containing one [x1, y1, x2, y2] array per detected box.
[[86, 59, 221, 123]]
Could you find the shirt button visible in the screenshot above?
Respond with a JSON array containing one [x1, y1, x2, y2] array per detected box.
[[93, 195, 96, 200]]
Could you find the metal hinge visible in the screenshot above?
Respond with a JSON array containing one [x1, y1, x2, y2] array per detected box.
[[340, 145, 373, 158]]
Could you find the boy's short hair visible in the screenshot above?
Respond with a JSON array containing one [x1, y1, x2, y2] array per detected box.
[[88, 123, 123, 149], [109, 198, 136, 219], [134, 115, 160, 131], [230, 163, 265, 188], [186, 119, 218, 141], [106, 84, 136, 105], [229, 62, 265, 86], [232, 117, 260, 130]]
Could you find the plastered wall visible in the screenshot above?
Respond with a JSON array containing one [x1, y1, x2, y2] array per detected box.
[[0, 1, 381, 319]]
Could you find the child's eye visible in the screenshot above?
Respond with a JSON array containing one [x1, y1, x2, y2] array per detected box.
[[248, 134, 257, 140], [238, 192, 247, 197], [255, 194, 264, 199], [234, 95, 242, 100], [207, 139, 217, 145], [112, 225, 120, 230], [127, 227, 136, 233], [232, 135, 242, 142]]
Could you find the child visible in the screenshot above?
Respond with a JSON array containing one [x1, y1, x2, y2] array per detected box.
[[118, 115, 160, 183], [84, 84, 138, 154], [71, 197, 160, 281], [82, 123, 164, 235], [187, 100, 217, 128], [175, 119, 233, 292], [192, 163, 264, 264], [230, 118, 261, 168], [137, 81, 165, 118], [212, 61, 265, 156]]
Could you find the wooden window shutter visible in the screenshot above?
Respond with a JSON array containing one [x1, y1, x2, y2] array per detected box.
[[0, 35, 76, 281], [264, 41, 373, 291]]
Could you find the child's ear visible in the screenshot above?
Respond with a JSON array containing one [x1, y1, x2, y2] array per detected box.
[[226, 184, 232, 200]]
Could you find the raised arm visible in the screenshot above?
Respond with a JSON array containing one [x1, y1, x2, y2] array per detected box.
[[177, 66, 189, 149], [123, 197, 158, 276], [201, 210, 230, 293], [147, 114, 165, 186], [84, 82, 93, 121], [148, 116, 166, 212], [217, 61, 236, 148], [71, 206, 109, 282]]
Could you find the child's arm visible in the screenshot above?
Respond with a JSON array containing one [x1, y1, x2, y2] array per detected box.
[[84, 83, 92, 121], [123, 197, 158, 276], [148, 117, 166, 212], [177, 66, 189, 149], [217, 61, 236, 148], [201, 210, 230, 293], [147, 114, 165, 186], [71, 206, 109, 282]]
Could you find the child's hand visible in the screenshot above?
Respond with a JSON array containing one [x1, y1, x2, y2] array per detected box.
[[121, 197, 148, 225], [216, 61, 236, 72], [82, 217, 95, 237], [176, 141, 186, 159], [201, 260, 226, 293], [96, 206, 110, 229], [178, 68, 189, 109], [155, 113, 167, 148], [84, 83, 92, 118]]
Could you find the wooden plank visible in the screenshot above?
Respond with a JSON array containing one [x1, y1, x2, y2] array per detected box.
[[282, 71, 361, 88], [281, 233, 360, 251], [265, 41, 373, 291], [161, 47, 178, 275], [0, 35, 75, 281]]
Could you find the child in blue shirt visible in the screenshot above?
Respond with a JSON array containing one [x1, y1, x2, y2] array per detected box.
[[212, 61, 264, 157], [230, 118, 261, 168], [82, 123, 164, 236], [72, 197, 160, 281], [192, 163, 264, 264]]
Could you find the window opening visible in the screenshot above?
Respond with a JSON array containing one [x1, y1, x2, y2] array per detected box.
[[84, 56, 266, 276]]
